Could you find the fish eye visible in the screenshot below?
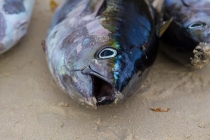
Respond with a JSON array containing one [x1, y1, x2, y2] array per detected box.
[[188, 22, 206, 29], [98, 48, 117, 59]]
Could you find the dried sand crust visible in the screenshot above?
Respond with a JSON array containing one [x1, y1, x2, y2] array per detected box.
[[0, 0, 210, 139]]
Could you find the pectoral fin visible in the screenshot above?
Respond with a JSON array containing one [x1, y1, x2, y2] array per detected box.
[[159, 18, 172, 37]]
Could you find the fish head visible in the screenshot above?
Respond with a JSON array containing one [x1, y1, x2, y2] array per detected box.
[[52, 25, 150, 108], [47, 0, 158, 108], [165, 0, 210, 45], [71, 41, 120, 107], [60, 37, 148, 108], [50, 24, 123, 108], [183, 12, 210, 44], [163, 0, 210, 68]]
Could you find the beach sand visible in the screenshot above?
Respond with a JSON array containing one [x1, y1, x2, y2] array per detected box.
[[0, 1, 210, 139]]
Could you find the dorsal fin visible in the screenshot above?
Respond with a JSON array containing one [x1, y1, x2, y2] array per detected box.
[[159, 18, 172, 37], [151, 0, 172, 37]]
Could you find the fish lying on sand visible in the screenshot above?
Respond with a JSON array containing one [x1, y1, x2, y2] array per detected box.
[[44, 0, 169, 108], [162, 0, 210, 69], [0, 0, 35, 55]]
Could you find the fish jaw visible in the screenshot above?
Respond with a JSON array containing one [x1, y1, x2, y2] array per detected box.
[[56, 68, 121, 108], [81, 66, 118, 106], [53, 69, 95, 108]]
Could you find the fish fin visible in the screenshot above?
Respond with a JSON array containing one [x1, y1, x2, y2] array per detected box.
[[50, 0, 58, 12], [159, 18, 172, 37], [152, 0, 164, 14]]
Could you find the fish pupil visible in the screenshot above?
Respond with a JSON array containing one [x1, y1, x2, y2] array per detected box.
[[102, 50, 113, 56], [99, 48, 117, 59]]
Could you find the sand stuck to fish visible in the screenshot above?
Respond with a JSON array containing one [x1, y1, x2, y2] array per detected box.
[[0, 0, 210, 139]]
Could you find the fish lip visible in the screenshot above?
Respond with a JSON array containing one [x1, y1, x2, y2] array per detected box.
[[82, 66, 112, 84], [81, 66, 116, 106], [77, 96, 98, 109], [63, 70, 97, 108]]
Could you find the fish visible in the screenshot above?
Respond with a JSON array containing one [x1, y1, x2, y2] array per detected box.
[[0, 0, 35, 55], [161, 0, 210, 69], [43, 0, 169, 108]]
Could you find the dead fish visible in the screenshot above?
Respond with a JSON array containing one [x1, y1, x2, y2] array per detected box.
[[0, 0, 35, 55], [162, 0, 210, 69], [44, 0, 168, 108]]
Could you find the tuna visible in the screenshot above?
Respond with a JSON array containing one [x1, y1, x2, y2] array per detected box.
[[162, 0, 210, 69], [44, 0, 168, 108]]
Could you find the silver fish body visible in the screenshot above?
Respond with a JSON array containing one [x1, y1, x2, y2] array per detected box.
[[44, 0, 162, 108], [0, 0, 35, 55], [162, 0, 210, 68]]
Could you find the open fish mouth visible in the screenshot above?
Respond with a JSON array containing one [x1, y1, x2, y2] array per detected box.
[[81, 67, 116, 106], [91, 75, 116, 106], [190, 42, 210, 69]]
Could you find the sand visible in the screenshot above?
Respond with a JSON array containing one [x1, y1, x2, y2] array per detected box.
[[0, 0, 210, 140]]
